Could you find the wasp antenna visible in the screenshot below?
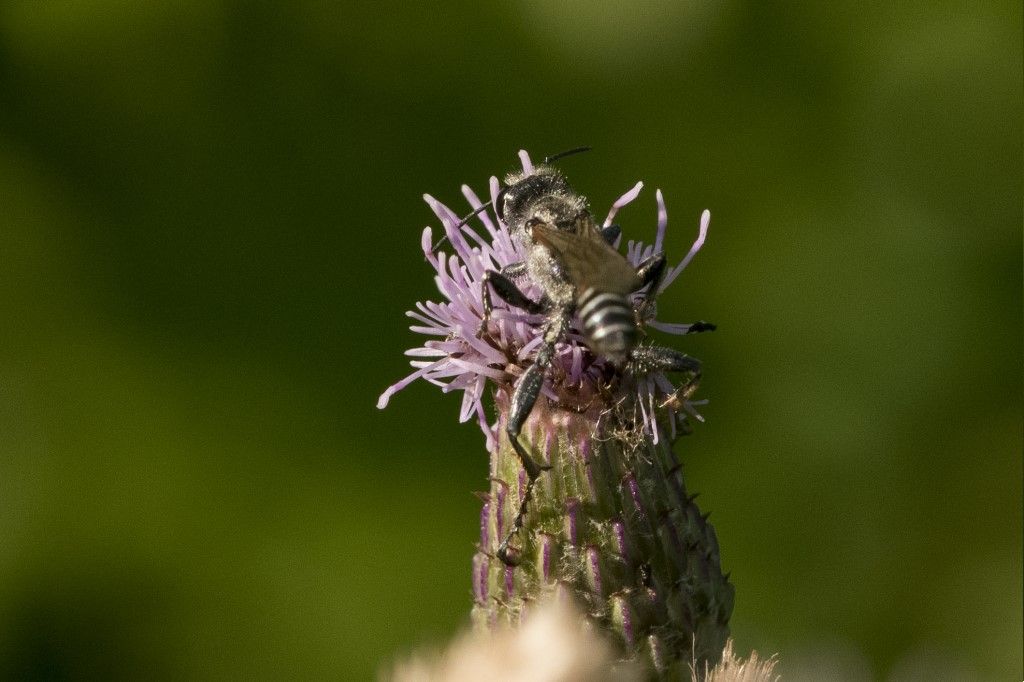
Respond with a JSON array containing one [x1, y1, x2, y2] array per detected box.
[[429, 234, 451, 253], [543, 146, 592, 165], [456, 201, 493, 229], [430, 202, 492, 253]]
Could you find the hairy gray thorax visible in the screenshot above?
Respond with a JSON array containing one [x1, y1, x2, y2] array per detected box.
[[526, 244, 575, 308]]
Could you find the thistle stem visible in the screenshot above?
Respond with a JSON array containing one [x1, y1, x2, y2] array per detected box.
[[472, 394, 734, 679]]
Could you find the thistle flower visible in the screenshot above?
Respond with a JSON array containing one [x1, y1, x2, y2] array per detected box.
[[379, 151, 733, 679], [377, 150, 711, 447]]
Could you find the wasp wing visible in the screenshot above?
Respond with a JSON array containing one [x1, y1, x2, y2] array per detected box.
[[531, 221, 641, 296]]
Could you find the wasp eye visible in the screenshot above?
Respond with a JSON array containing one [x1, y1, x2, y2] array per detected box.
[[494, 186, 509, 221]]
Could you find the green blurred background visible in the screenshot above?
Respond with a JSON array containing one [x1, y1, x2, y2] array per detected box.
[[0, 1, 1019, 680]]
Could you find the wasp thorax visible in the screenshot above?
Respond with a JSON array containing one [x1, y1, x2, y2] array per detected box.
[[523, 196, 588, 235]]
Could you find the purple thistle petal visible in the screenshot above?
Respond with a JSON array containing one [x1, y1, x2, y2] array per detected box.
[[518, 149, 534, 175], [377, 358, 445, 409], [647, 321, 696, 335], [603, 181, 644, 227], [404, 309, 444, 328], [423, 193, 447, 222], [459, 386, 479, 423], [458, 221, 492, 252], [407, 324, 446, 335], [489, 176, 502, 214], [568, 346, 584, 386], [461, 184, 499, 238], [625, 239, 640, 264], [654, 189, 668, 254], [454, 326, 507, 363], [476, 405, 496, 452], [403, 347, 446, 357], [448, 358, 505, 382], [661, 208, 710, 292], [517, 335, 545, 361], [421, 227, 437, 263], [427, 195, 473, 258]]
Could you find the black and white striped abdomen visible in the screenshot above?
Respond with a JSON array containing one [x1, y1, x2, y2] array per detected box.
[[578, 288, 637, 367]]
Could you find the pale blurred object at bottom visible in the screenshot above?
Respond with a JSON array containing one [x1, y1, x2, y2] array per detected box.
[[388, 597, 777, 682]]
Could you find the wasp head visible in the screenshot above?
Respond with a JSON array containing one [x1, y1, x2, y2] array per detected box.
[[500, 166, 588, 241]]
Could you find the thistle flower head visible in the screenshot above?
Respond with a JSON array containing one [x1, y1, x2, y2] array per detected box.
[[377, 150, 711, 449]]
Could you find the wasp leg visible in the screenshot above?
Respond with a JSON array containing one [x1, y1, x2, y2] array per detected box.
[[479, 262, 538, 335], [633, 253, 667, 322], [496, 346, 552, 566], [630, 344, 701, 374], [600, 223, 621, 245], [496, 311, 570, 566], [629, 345, 703, 401], [507, 349, 553, 478], [632, 255, 717, 334], [684, 321, 717, 334], [635, 253, 667, 291]]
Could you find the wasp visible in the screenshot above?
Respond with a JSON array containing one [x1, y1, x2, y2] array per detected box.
[[470, 150, 714, 564]]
